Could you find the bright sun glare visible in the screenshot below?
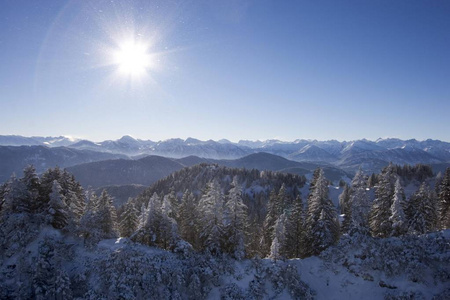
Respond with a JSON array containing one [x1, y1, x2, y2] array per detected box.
[[113, 41, 152, 77]]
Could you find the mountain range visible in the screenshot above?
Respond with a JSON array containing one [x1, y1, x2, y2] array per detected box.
[[2, 135, 449, 163], [1, 135, 449, 188]]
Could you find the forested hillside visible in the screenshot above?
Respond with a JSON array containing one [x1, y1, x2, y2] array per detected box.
[[0, 164, 449, 299]]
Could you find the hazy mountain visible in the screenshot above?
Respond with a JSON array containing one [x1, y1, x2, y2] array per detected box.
[[0, 135, 78, 147], [2, 135, 450, 176], [66, 155, 185, 188], [94, 184, 147, 207], [66, 152, 352, 190], [0, 145, 127, 183], [288, 144, 337, 162]]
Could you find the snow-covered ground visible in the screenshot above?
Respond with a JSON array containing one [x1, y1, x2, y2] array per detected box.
[[2, 227, 448, 299]]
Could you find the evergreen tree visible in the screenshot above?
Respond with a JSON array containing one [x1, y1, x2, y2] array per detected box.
[[408, 182, 439, 234], [160, 195, 179, 249], [80, 193, 100, 243], [166, 188, 179, 221], [348, 169, 371, 236], [307, 168, 321, 205], [197, 179, 225, 255], [276, 183, 288, 215], [270, 212, 287, 260], [33, 236, 61, 300], [305, 169, 339, 256], [368, 173, 378, 188], [2, 174, 28, 215], [47, 180, 69, 229], [389, 178, 408, 237], [285, 195, 305, 258], [339, 184, 351, 234], [40, 167, 63, 201], [119, 199, 139, 237], [133, 192, 162, 246], [261, 189, 278, 256], [96, 190, 119, 239], [21, 165, 41, 213], [439, 168, 450, 229], [370, 164, 396, 238], [224, 176, 248, 260], [178, 190, 198, 248]]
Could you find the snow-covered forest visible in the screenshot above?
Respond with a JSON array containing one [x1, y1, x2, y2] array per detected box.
[[1, 163, 449, 299]]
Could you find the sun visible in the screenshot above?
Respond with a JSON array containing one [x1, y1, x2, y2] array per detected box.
[[113, 40, 152, 77]]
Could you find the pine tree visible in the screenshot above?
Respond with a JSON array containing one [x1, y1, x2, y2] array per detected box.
[[119, 199, 139, 237], [133, 192, 162, 246], [348, 169, 371, 236], [159, 195, 179, 249], [307, 168, 321, 205], [224, 176, 248, 260], [339, 184, 351, 233], [389, 178, 408, 237], [96, 190, 118, 238], [261, 189, 278, 256], [178, 190, 198, 248], [197, 179, 225, 255], [166, 188, 179, 221], [21, 165, 41, 213], [2, 174, 28, 215], [408, 182, 439, 234], [33, 236, 59, 300], [285, 195, 305, 258], [270, 212, 287, 260], [368, 173, 378, 188], [439, 168, 450, 229], [276, 183, 288, 215], [47, 180, 69, 229], [370, 164, 396, 238], [305, 169, 339, 256], [80, 193, 99, 243]]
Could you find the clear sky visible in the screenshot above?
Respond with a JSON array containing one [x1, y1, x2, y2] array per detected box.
[[1, 0, 449, 142]]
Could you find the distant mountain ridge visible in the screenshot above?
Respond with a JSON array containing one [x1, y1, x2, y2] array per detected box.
[[1, 135, 449, 183]]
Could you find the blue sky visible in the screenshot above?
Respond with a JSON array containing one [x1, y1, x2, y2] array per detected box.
[[1, 0, 449, 142]]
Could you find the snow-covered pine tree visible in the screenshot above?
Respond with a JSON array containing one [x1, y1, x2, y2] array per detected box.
[[64, 175, 85, 227], [133, 192, 162, 246], [40, 167, 63, 202], [1, 174, 28, 215], [269, 212, 287, 261], [368, 173, 378, 188], [389, 178, 408, 237], [178, 190, 198, 248], [47, 180, 69, 229], [307, 168, 321, 205], [276, 183, 288, 215], [408, 182, 439, 234], [285, 195, 305, 258], [166, 188, 179, 221], [370, 163, 396, 238], [119, 199, 139, 237], [79, 193, 99, 243], [261, 189, 279, 256], [224, 176, 248, 260], [197, 179, 225, 255], [305, 169, 339, 256], [33, 236, 57, 300], [54, 269, 73, 300], [348, 169, 371, 236], [21, 165, 41, 213], [159, 195, 179, 249], [439, 167, 450, 229], [339, 184, 351, 234], [96, 190, 119, 239]]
